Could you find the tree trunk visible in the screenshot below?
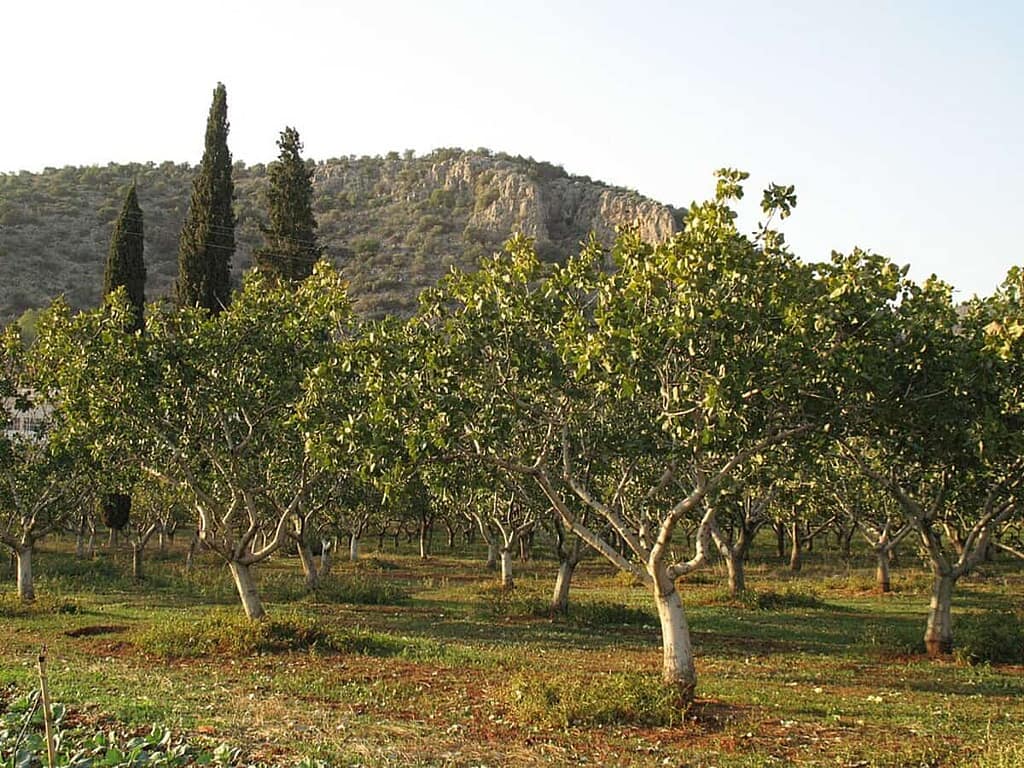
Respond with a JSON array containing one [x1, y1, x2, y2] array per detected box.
[[839, 526, 854, 561], [445, 521, 456, 550], [875, 548, 891, 593], [108, 528, 118, 549], [550, 559, 576, 615], [228, 561, 266, 620], [296, 541, 321, 591], [485, 542, 497, 571], [16, 545, 34, 602], [86, 528, 96, 558], [185, 531, 199, 572], [132, 544, 145, 581], [789, 522, 802, 572], [499, 548, 514, 590], [418, 519, 430, 560], [653, 569, 696, 703], [725, 549, 746, 596], [158, 529, 167, 554], [519, 531, 532, 562], [924, 572, 955, 656], [75, 530, 85, 559], [320, 540, 334, 578], [775, 522, 786, 560], [349, 533, 360, 562]]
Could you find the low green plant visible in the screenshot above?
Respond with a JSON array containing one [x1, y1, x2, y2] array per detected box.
[[954, 611, 1024, 665], [472, 582, 549, 619], [507, 671, 686, 728], [568, 600, 654, 628], [0, 592, 79, 617], [0, 692, 231, 767], [707, 587, 829, 611]]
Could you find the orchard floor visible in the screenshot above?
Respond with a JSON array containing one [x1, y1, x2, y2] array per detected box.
[[2, 538, 1022, 767]]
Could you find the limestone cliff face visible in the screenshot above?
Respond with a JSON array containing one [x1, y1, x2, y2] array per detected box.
[[0, 149, 683, 321], [309, 150, 681, 315]]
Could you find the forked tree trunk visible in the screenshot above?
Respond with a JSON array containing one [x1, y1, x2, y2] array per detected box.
[[653, 567, 696, 702], [229, 561, 266, 620], [499, 548, 515, 590], [16, 545, 34, 602], [924, 572, 955, 656], [550, 559, 576, 615]]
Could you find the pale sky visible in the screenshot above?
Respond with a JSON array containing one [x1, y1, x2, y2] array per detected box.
[[2, 0, 1021, 298]]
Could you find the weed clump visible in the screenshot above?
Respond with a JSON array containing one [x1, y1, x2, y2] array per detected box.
[[569, 601, 654, 628], [507, 671, 685, 728], [708, 587, 829, 611], [133, 610, 452, 661], [953, 610, 1024, 665], [0, 593, 79, 617], [473, 582, 549, 619]]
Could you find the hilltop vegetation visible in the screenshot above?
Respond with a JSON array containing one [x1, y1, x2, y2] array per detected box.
[[0, 148, 681, 321]]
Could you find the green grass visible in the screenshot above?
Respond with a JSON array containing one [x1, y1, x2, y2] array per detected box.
[[1, 536, 1022, 767]]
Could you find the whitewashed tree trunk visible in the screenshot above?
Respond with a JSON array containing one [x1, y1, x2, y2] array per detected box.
[[652, 567, 696, 699], [86, 528, 96, 558], [320, 539, 334, 577], [924, 571, 955, 656], [229, 561, 266, 620], [499, 548, 515, 590], [349, 533, 360, 562], [550, 560, 576, 615], [485, 543, 497, 571], [16, 545, 34, 602]]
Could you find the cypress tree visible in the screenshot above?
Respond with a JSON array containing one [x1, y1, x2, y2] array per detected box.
[[254, 126, 322, 283], [103, 183, 146, 332], [177, 82, 235, 314]]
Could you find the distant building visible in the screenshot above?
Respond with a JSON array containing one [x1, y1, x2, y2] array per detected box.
[[3, 389, 51, 441]]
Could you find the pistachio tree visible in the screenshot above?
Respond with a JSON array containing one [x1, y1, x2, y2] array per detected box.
[[415, 174, 863, 701], [840, 273, 1022, 654], [35, 266, 352, 618], [0, 330, 90, 600]]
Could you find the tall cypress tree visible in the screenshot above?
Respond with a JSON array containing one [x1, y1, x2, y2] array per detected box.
[[254, 126, 322, 284], [104, 183, 146, 332], [177, 82, 235, 314]]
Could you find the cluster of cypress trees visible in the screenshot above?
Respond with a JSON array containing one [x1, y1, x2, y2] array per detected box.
[[99, 82, 322, 532]]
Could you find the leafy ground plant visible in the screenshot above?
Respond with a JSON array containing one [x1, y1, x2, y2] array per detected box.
[[0, 691, 238, 767]]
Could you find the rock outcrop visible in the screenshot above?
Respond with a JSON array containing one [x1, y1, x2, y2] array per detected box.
[[0, 149, 683, 321]]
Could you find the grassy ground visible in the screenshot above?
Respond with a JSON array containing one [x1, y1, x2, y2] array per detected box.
[[1, 535, 1022, 767]]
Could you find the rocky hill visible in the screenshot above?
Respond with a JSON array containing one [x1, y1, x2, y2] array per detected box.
[[0, 148, 682, 322]]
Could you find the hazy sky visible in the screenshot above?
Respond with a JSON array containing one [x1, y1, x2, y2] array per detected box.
[[2, 0, 1021, 297]]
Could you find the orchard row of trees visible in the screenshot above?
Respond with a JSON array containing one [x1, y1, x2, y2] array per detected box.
[[1, 91, 1021, 704]]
